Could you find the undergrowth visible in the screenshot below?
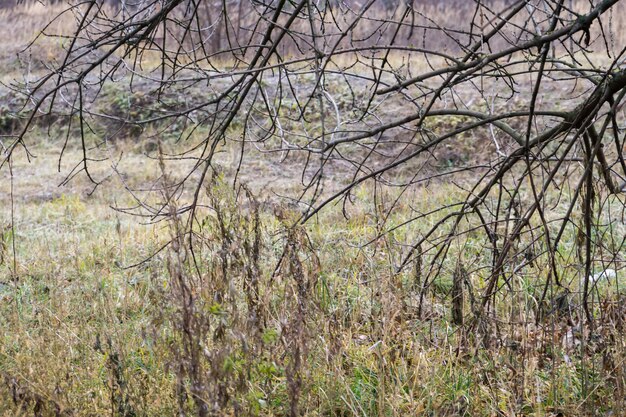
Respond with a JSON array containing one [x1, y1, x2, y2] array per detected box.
[[1, 155, 626, 416]]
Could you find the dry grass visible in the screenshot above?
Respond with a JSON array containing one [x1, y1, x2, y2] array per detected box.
[[0, 2, 75, 80], [1, 134, 626, 416], [1, 0, 624, 81]]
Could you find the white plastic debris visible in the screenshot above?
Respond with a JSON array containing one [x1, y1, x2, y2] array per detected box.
[[589, 268, 617, 283]]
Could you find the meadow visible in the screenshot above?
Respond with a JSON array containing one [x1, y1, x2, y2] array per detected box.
[[2, 1, 626, 416], [2, 97, 625, 416]]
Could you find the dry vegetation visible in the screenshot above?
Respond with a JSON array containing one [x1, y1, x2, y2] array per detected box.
[[2, 1, 626, 416], [5, 138, 626, 416]]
